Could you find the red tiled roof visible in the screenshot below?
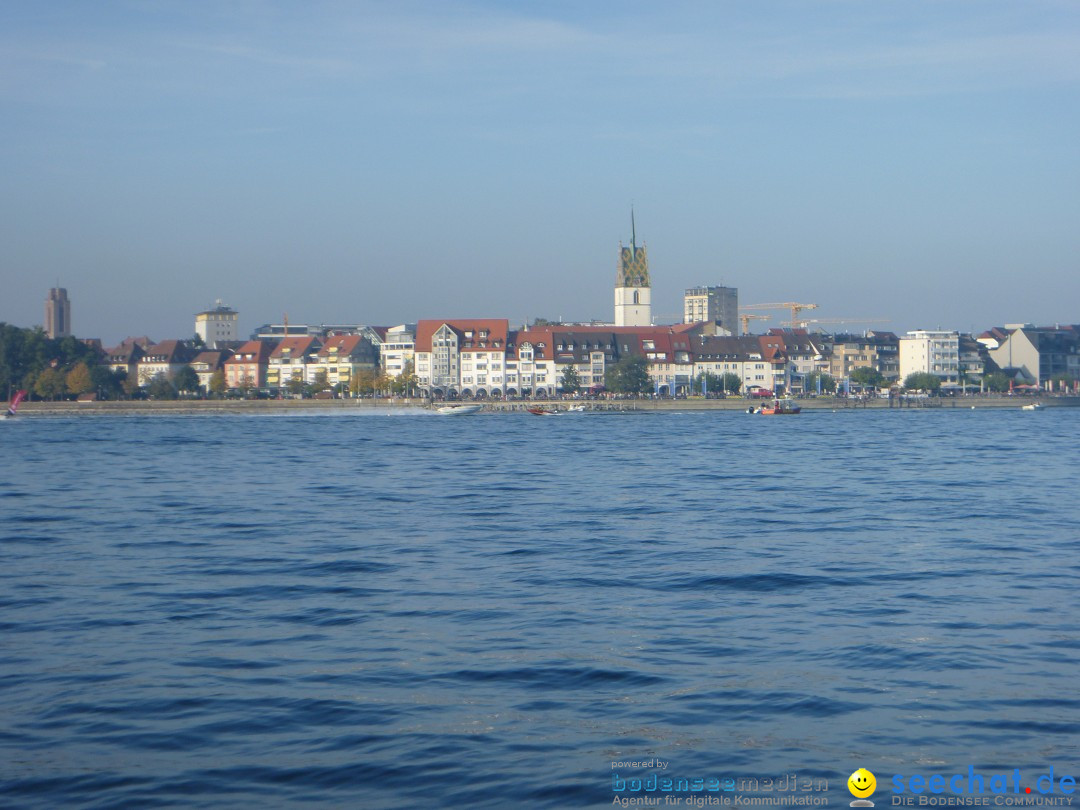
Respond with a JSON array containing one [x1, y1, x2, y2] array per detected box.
[[225, 340, 273, 364], [269, 336, 320, 359], [191, 351, 226, 369], [415, 319, 509, 352], [141, 340, 191, 363], [318, 334, 371, 358]]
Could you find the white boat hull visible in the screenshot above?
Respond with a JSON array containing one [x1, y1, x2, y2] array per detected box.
[[436, 404, 482, 415]]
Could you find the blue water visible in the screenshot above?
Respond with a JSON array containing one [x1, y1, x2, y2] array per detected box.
[[2, 408, 1079, 809]]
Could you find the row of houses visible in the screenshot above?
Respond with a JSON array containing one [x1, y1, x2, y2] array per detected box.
[[101, 320, 1080, 397], [104, 334, 377, 393]]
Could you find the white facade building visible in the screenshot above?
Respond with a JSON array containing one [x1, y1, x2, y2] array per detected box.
[[414, 320, 511, 398], [195, 301, 238, 348], [899, 330, 960, 383], [381, 324, 416, 377]]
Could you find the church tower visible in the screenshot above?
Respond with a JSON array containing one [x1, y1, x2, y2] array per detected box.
[[614, 210, 652, 327]]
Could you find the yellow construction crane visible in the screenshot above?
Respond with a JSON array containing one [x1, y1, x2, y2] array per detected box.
[[742, 302, 819, 328], [738, 313, 771, 334]]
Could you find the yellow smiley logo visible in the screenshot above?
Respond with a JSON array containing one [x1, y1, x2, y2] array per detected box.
[[848, 768, 877, 798]]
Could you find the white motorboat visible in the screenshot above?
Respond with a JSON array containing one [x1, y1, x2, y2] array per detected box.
[[436, 404, 483, 415]]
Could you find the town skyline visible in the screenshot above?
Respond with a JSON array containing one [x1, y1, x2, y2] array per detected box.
[[3, 2, 1079, 342], [12, 282, 1076, 350]]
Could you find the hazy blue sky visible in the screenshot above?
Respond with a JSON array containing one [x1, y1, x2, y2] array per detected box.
[[2, 1, 1078, 343]]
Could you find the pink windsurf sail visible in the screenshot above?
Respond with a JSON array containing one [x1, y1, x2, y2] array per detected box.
[[6, 390, 27, 417]]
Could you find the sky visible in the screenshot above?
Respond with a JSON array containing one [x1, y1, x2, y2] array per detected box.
[[1, 0, 1078, 345]]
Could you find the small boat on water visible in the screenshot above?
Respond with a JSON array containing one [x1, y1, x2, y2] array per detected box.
[[1021, 402, 1043, 411], [758, 398, 801, 415], [436, 404, 483, 415], [565, 405, 587, 413], [527, 407, 559, 416], [4, 390, 27, 419]]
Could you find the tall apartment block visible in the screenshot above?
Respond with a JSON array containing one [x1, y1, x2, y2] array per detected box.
[[684, 286, 738, 335], [45, 287, 72, 339], [195, 301, 239, 348]]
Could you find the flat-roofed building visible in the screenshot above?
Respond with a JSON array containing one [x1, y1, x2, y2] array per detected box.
[[684, 286, 738, 335], [900, 330, 960, 383], [195, 301, 238, 348]]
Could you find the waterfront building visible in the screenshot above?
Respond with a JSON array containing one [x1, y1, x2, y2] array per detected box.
[[315, 334, 377, 391], [826, 332, 900, 383], [762, 329, 828, 394], [195, 301, 238, 348], [690, 335, 779, 394], [958, 336, 988, 385], [987, 326, 1080, 388], [266, 336, 322, 391], [45, 287, 72, 339], [899, 330, 961, 383], [380, 324, 416, 378], [224, 340, 273, 390], [137, 340, 195, 385], [508, 328, 556, 398], [614, 214, 651, 327], [104, 338, 149, 381], [548, 330, 618, 393], [684, 286, 739, 335], [190, 351, 228, 392], [414, 319, 510, 398], [976, 326, 1013, 351], [251, 322, 381, 342]]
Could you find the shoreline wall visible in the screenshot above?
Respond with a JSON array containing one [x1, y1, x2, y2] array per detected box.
[[15, 395, 1079, 415]]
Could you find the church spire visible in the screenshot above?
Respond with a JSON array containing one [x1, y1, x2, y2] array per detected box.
[[631, 206, 637, 260]]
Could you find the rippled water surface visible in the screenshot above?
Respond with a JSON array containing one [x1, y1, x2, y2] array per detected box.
[[2, 408, 1079, 808]]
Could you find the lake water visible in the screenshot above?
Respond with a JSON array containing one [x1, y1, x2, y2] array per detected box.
[[2, 408, 1078, 809]]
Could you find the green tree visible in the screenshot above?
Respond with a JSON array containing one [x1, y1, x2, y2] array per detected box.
[[34, 367, 67, 400], [173, 365, 201, 396], [805, 371, 837, 394], [147, 372, 178, 400], [375, 372, 390, 397], [850, 366, 886, 389], [0, 322, 101, 396], [91, 365, 124, 400], [286, 372, 306, 397], [390, 361, 418, 396], [122, 373, 142, 398], [350, 369, 376, 397], [903, 372, 942, 393], [560, 365, 581, 394], [311, 369, 330, 393], [721, 372, 742, 394], [694, 371, 723, 395], [982, 371, 1011, 393], [605, 355, 651, 394], [208, 369, 227, 397], [66, 362, 94, 397]]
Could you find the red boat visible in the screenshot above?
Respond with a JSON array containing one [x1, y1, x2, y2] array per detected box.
[[758, 398, 801, 415], [527, 407, 558, 416]]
